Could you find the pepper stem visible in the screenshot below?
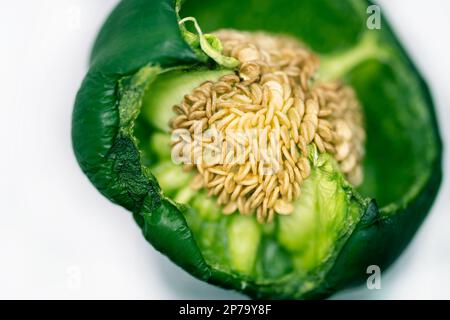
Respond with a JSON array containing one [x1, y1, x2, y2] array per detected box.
[[179, 17, 240, 69]]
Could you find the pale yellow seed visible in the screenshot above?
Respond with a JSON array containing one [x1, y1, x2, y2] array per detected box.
[[300, 120, 315, 143], [208, 109, 228, 124], [298, 157, 311, 178], [224, 174, 235, 193], [223, 202, 237, 215], [274, 199, 294, 215], [318, 124, 334, 142], [298, 136, 308, 156], [314, 134, 325, 153], [276, 111, 291, 129], [303, 113, 318, 127], [268, 187, 280, 208], [293, 182, 301, 198], [251, 192, 265, 209], [293, 167, 303, 184], [305, 99, 319, 115], [288, 107, 301, 127], [238, 46, 260, 62], [267, 209, 275, 223], [335, 142, 351, 161], [230, 185, 242, 201], [335, 119, 353, 141], [340, 153, 357, 173]]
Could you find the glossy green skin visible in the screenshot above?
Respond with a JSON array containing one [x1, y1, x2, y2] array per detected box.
[[72, 0, 442, 298]]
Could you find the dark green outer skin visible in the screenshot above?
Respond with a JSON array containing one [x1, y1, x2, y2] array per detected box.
[[72, 0, 443, 298]]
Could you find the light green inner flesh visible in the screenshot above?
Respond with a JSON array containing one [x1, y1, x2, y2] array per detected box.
[[136, 30, 437, 282]]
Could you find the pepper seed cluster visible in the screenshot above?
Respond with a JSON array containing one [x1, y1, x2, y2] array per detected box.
[[170, 30, 365, 223]]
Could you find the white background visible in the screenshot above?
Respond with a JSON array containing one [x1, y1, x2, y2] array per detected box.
[[0, 0, 449, 299]]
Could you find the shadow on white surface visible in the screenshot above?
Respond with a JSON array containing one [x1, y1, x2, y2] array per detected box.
[[155, 253, 247, 300]]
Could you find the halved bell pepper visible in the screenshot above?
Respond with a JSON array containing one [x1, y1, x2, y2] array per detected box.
[[72, 0, 442, 299]]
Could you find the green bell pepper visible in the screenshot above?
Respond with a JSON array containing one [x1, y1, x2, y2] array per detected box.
[[72, 0, 442, 299]]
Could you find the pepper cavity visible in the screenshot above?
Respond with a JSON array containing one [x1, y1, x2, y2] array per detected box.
[[170, 30, 365, 223]]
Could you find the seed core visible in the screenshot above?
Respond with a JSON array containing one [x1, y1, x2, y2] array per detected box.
[[170, 30, 365, 223]]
